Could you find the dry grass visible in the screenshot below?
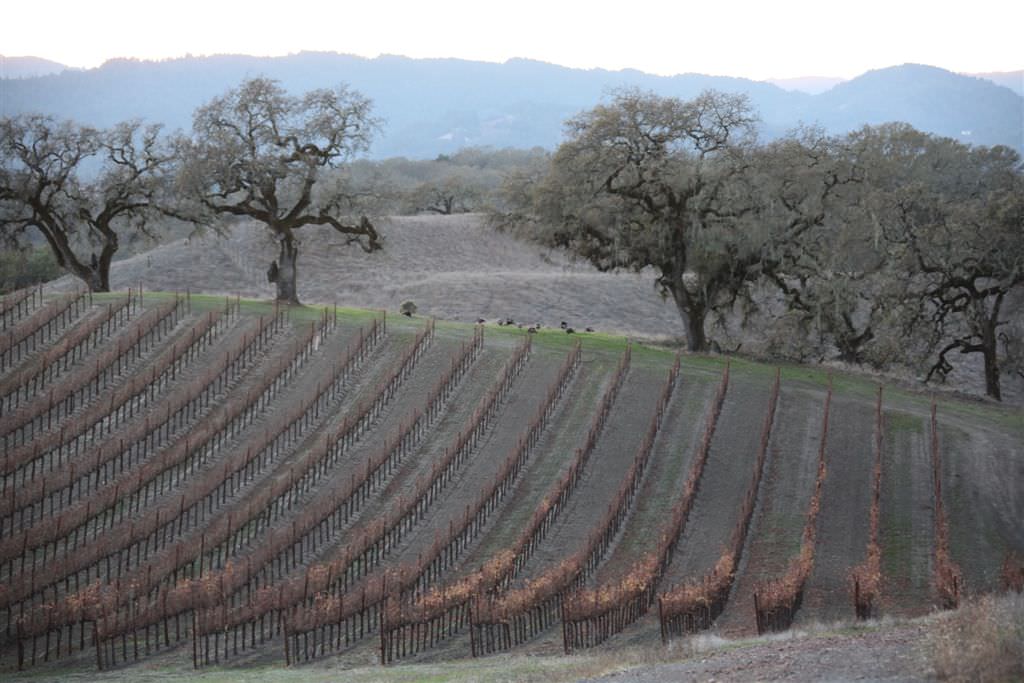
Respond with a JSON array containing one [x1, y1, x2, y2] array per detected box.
[[929, 592, 1024, 682], [53, 215, 686, 340], [1001, 552, 1024, 593]]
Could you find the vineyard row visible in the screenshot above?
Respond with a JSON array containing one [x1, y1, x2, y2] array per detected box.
[[0, 286, 43, 332], [0, 291, 91, 373], [0, 294, 137, 417], [656, 368, 778, 641]]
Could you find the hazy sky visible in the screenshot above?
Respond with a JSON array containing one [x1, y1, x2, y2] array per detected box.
[[4, 0, 1021, 79]]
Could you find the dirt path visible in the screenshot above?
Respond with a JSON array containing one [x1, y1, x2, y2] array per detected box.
[[421, 350, 615, 577], [510, 364, 666, 585], [589, 369, 719, 585], [580, 621, 934, 683], [795, 394, 875, 625], [311, 340, 527, 564], [937, 419, 1024, 594], [879, 412, 934, 617], [388, 349, 570, 565], [715, 384, 826, 635]]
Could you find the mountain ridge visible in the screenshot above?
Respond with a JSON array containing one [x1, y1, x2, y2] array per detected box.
[[1, 53, 1020, 157]]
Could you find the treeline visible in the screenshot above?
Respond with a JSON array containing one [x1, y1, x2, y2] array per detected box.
[[4, 81, 1021, 400], [0, 80, 543, 307], [492, 90, 1024, 401]]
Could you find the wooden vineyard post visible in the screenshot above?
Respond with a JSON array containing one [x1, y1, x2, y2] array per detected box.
[[658, 597, 666, 645], [282, 613, 290, 666], [560, 599, 569, 654], [379, 596, 387, 665]]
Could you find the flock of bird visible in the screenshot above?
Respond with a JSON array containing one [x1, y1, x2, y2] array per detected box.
[[480, 318, 595, 334], [396, 307, 596, 334]]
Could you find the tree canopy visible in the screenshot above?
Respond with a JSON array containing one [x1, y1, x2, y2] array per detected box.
[[497, 91, 1023, 399], [857, 123, 1024, 399], [0, 115, 174, 291], [176, 77, 382, 304], [517, 89, 762, 351]]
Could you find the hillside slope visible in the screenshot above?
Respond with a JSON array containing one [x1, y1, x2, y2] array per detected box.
[[49, 212, 1023, 404], [52, 214, 686, 339]]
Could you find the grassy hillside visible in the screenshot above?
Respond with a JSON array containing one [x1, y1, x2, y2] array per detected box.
[[51, 214, 687, 339], [48, 213, 1023, 404]]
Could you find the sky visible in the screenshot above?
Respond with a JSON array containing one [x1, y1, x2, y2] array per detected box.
[[3, 0, 1022, 80]]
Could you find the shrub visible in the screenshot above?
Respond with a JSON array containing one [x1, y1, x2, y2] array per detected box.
[[929, 593, 1024, 682], [0, 247, 62, 293]]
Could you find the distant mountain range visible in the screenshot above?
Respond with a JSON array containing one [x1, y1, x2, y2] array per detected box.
[[1, 53, 1021, 158], [0, 56, 75, 79], [766, 76, 848, 95]]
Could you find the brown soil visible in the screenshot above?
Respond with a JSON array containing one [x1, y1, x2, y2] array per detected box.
[[511, 364, 666, 584], [937, 419, 1024, 594], [591, 368, 720, 585], [794, 395, 875, 625], [879, 413, 935, 617], [715, 384, 827, 635]]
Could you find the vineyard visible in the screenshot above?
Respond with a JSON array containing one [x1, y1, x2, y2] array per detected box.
[[0, 288, 1021, 674]]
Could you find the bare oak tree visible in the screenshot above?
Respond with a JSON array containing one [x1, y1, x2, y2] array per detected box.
[[177, 77, 382, 304], [512, 89, 760, 351], [1, 115, 173, 291], [751, 127, 902, 366], [888, 135, 1024, 397], [408, 171, 482, 215], [866, 125, 1024, 400]]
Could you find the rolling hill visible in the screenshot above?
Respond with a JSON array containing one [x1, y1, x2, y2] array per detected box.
[[46, 213, 1023, 404]]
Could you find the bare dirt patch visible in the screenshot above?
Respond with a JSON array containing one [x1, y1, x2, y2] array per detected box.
[[716, 384, 826, 635], [511, 364, 668, 585], [795, 395, 875, 625], [879, 412, 935, 617], [591, 368, 720, 585]]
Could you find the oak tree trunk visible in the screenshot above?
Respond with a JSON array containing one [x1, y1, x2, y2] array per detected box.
[[60, 247, 112, 293], [980, 305, 1001, 401], [271, 237, 301, 305], [671, 286, 708, 353]]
